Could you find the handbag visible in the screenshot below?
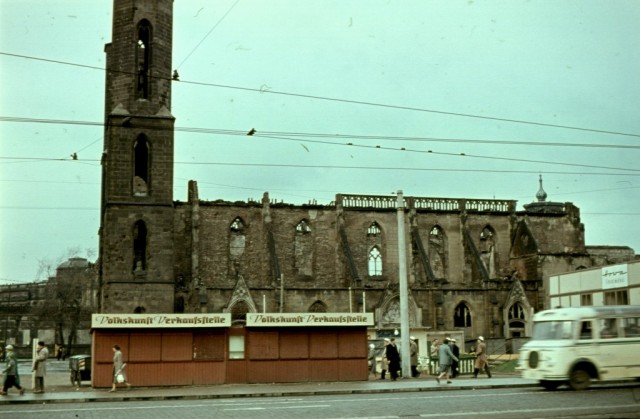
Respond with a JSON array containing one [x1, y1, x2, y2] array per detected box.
[[116, 373, 125, 383]]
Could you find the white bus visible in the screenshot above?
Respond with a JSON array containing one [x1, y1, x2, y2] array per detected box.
[[517, 305, 640, 390]]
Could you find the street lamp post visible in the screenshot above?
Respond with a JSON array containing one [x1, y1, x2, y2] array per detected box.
[[396, 190, 411, 378]]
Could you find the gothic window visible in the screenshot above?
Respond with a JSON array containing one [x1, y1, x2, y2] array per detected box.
[[367, 222, 381, 237], [229, 217, 245, 259], [428, 225, 446, 279], [230, 301, 250, 324], [453, 302, 472, 327], [296, 219, 311, 234], [136, 20, 152, 99], [133, 135, 149, 196], [479, 225, 497, 277], [309, 301, 328, 313], [294, 219, 313, 276], [508, 302, 526, 329], [368, 246, 383, 276], [132, 220, 147, 271], [230, 217, 244, 232]]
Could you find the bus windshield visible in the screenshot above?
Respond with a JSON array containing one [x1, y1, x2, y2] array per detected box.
[[532, 320, 575, 340]]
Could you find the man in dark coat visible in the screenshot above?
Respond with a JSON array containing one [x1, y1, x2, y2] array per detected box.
[[385, 338, 401, 381], [450, 338, 460, 378]]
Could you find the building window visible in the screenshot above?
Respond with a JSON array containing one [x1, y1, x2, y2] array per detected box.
[[228, 335, 245, 359], [604, 290, 628, 305], [368, 246, 382, 276], [429, 225, 446, 279], [580, 293, 592, 306], [367, 222, 381, 237], [453, 303, 472, 327], [230, 301, 249, 324], [294, 220, 313, 277], [309, 301, 327, 312], [229, 217, 245, 259], [133, 135, 149, 196], [136, 19, 152, 99], [132, 220, 147, 271], [296, 219, 311, 234]]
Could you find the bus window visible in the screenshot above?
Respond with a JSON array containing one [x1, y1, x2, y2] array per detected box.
[[532, 320, 574, 340], [579, 321, 592, 340], [600, 318, 618, 339], [623, 317, 640, 337]]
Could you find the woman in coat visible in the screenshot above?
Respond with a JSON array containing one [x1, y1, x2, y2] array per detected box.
[[1, 345, 25, 395], [110, 344, 131, 392]]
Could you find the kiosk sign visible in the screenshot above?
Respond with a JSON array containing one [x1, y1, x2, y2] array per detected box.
[[246, 313, 374, 327], [92, 313, 231, 328]]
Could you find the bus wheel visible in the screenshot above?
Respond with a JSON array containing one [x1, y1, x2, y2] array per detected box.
[[540, 380, 561, 391], [569, 368, 591, 390]]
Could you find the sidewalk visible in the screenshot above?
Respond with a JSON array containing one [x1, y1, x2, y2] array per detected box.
[[1, 361, 537, 405]]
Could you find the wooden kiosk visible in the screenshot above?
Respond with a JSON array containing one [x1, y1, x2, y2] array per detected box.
[[91, 313, 374, 387]]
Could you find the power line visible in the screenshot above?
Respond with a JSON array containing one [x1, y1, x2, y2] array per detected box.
[[2, 51, 639, 139], [1, 116, 639, 173], [2, 156, 640, 177], [176, 0, 241, 69]]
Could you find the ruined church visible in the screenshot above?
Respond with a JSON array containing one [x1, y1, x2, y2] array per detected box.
[[98, 0, 635, 342]]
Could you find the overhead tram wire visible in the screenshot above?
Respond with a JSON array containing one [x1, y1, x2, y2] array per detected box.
[[2, 51, 640, 139], [175, 0, 241, 70], [2, 156, 640, 177], [1, 116, 639, 172], [1, 115, 639, 151]]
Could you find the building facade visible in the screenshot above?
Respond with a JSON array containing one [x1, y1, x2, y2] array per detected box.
[[549, 261, 640, 308], [98, 0, 637, 347]]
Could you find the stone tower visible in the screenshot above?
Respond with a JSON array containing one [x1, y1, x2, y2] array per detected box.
[[99, 0, 175, 313]]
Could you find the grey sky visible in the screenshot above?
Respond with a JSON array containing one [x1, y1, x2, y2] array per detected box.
[[1, 0, 639, 282]]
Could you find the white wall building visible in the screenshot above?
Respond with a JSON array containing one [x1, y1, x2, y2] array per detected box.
[[549, 261, 640, 308]]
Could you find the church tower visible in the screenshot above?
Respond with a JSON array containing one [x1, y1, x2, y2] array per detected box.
[[99, 0, 175, 313]]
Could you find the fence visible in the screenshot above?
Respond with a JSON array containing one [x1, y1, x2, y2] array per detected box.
[[419, 355, 476, 375]]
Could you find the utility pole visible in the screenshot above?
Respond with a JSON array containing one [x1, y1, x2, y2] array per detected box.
[[396, 190, 411, 378]]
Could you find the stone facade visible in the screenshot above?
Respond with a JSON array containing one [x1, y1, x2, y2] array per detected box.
[[98, 0, 637, 341]]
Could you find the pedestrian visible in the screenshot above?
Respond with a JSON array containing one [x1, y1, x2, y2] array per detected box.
[[379, 338, 390, 380], [56, 344, 62, 361], [473, 336, 492, 378], [368, 343, 377, 378], [435, 338, 458, 384], [32, 341, 49, 393], [409, 336, 420, 377], [385, 338, 401, 381], [110, 344, 131, 392], [450, 338, 460, 378], [1, 345, 25, 395], [430, 338, 440, 358]]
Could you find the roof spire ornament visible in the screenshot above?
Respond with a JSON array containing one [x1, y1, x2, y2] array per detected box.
[[536, 174, 548, 202]]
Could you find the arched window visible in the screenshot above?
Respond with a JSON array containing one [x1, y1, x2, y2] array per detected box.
[[368, 246, 383, 276], [453, 302, 472, 327], [230, 217, 244, 232], [296, 219, 311, 234], [295, 219, 313, 276], [429, 225, 446, 279], [309, 301, 328, 313], [230, 301, 250, 324], [136, 19, 152, 99], [479, 225, 497, 277], [132, 220, 147, 271], [508, 302, 526, 337], [133, 306, 146, 313], [367, 222, 381, 237], [229, 217, 245, 259], [133, 135, 149, 196]]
